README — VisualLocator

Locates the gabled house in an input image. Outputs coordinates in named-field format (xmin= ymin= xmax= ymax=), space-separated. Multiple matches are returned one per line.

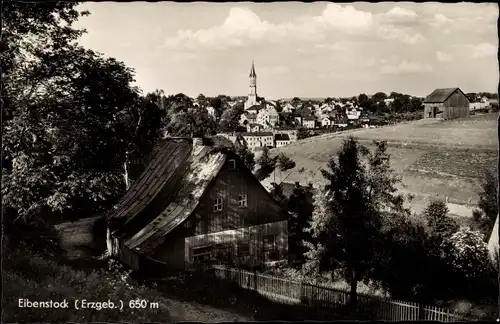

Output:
xmin=106 ymin=137 xmax=289 ymax=274
xmin=303 ymin=116 xmax=316 ymax=129
xmin=423 ymin=88 xmax=470 ymax=119
xmin=240 ymin=111 xmax=257 ymax=126
xmin=246 ymin=123 xmax=263 ymax=133
xmin=274 ymin=134 xmax=291 ymax=148
xmin=321 ymin=116 xmax=336 ymax=128
xmin=256 ymin=106 xmax=279 ymax=129
xmin=241 ymin=132 xmax=275 ymax=150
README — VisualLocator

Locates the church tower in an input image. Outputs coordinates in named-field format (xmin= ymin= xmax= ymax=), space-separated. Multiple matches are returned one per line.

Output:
xmin=245 ymin=60 xmax=258 ymax=109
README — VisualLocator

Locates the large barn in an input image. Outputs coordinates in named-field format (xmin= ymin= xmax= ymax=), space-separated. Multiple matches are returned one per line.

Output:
xmin=106 ymin=137 xmax=289 ymax=276
xmin=423 ymin=87 xmax=470 ymax=120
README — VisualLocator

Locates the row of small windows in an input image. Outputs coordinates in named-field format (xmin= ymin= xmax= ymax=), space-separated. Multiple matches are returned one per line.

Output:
xmin=213 ymin=194 xmax=248 ymax=212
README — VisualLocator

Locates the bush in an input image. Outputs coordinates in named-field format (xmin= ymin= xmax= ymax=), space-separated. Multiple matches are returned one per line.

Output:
xmin=442 ymin=227 xmax=493 ymax=281
xmin=2 ymin=245 xmax=172 ymax=323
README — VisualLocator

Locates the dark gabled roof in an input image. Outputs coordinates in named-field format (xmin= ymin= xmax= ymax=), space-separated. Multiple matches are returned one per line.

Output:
xmin=240 ymin=132 xmax=274 ymax=137
xmin=107 ymin=138 xmax=227 ymax=253
xmin=275 ymin=134 xmax=290 ymax=141
xmin=303 ymin=116 xmax=316 ymax=121
xmin=424 ymin=88 xmax=470 ymax=103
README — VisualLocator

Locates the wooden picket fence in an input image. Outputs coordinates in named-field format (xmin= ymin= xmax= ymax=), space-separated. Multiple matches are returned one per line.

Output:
xmin=212 ymin=265 xmax=480 ymax=322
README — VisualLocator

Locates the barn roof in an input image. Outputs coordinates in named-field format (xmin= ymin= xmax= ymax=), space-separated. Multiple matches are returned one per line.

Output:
xmin=107 ymin=138 xmax=227 ymax=254
xmin=423 ymin=88 xmax=469 ymax=103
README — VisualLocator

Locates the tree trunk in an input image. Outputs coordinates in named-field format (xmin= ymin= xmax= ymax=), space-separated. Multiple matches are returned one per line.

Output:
xmin=349 ymin=269 xmax=358 ymax=317
xmin=123 ymin=161 xmax=130 ymax=191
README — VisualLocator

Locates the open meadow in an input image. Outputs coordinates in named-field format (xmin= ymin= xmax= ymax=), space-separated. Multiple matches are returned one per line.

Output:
xmin=265 ymin=113 xmax=498 ymax=217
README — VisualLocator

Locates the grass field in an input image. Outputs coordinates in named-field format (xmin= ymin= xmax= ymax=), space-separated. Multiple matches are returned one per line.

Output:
xmin=266 ymin=113 xmax=498 ymax=217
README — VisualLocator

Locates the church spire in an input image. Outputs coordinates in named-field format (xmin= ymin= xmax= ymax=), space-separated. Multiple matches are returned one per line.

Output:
xmin=249 ymin=60 xmax=256 ymax=78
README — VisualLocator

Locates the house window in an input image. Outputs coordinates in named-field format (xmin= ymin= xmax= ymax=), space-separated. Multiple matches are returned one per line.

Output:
xmin=263 ymin=234 xmax=280 ymax=261
xmin=228 ymin=159 xmax=236 ymax=170
xmin=237 ymin=241 xmax=250 ymax=257
xmin=213 ymin=197 xmax=223 ymax=212
xmin=192 ymin=245 xmax=213 ymax=264
xmin=238 ymin=193 xmax=248 ymax=208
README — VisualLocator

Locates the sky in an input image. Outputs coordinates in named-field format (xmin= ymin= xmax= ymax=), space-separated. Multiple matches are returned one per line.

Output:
xmin=74 ymin=2 xmax=498 ymax=99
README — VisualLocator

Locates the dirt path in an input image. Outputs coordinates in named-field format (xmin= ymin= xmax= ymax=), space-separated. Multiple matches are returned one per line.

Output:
xmin=161 ymin=298 xmax=252 ymax=322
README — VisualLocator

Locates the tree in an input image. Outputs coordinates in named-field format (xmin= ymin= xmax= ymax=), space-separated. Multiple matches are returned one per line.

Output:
xmin=357 ymin=94 xmax=369 ymax=107
xmin=291 ymin=97 xmax=302 ymax=107
xmin=409 ymin=97 xmax=423 ymax=112
xmin=444 ymin=227 xmax=493 ymax=281
xmin=218 ymin=105 xmax=244 ymax=133
xmin=371 ymin=92 xmax=387 ymax=104
xmin=236 ymin=145 xmax=256 ymax=171
xmin=256 ymin=146 xmax=276 ymax=171
xmin=423 ymin=200 xmax=458 ymax=243
xmin=2 ymin=2 xmax=164 ymax=227
xmin=376 ymin=100 xmax=389 ymax=115
xmin=287 ymin=183 xmax=314 ymax=265
xmin=296 ymin=127 xmax=309 ymax=140
xmin=164 ymin=93 xmax=193 ymax=115
xmin=276 ymin=153 xmax=296 ymax=171
xmin=473 ymin=169 xmax=499 ymax=238
xmin=165 ymin=107 xmax=216 ymax=138
xmin=269 ymin=182 xmax=287 ymax=205
xmin=304 ymin=138 xmax=409 ymax=312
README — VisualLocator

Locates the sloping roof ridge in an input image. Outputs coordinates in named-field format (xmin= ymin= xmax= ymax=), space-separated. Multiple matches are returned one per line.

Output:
xmin=124 ymin=148 xmax=226 ymax=251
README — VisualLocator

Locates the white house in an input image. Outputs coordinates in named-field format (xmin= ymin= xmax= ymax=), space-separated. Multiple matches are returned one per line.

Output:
xmin=303 ymin=116 xmax=316 ymax=129
xmin=274 ymin=134 xmax=291 ymax=148
xmin=241 ymin=132 xmax=274 ymax=151
xmin=321 ymin=116 xmax=336 ymax=127
xmin=256 ymin=106 xmax=279 ymax=129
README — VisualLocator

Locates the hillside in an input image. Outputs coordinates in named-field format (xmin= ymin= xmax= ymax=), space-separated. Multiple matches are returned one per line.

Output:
xmin=264 ymin=114 xmax=498 ymax=217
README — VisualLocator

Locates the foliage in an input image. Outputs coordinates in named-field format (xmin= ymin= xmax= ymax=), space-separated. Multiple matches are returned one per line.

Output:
xmin=269 ymin=182 xmax=287 ymax=205
xmin=256 ymin=146 xmax=276 ymax=170
xmin=276 ymin=153 xmax=296 ymax=171
xmin=165 ymin=107 xmax=217 ymax=137
xmin=303 ymin=137 xmax=409 ymax=310
xmin=296 ymin=127 xmax=309 ymax=140
xmin=236 ymin=145 xmax=256 ymax=171
xmin=423 ymin=200 xmax=458 ymax=242
xmin=2 ymin=3 xmax=164 ymax=225
xmin=473 ymin=169 xmax=498 ymax=238
xmin=219 ymin=105 xmax=244 ymax=133
xmin=207 ymin=136 xmax=255 ymax=171
xmin=287 ymin=183 xmax=314 ymax=265
xmin=2 ymin=245 xmax=171 ymax=322
xmin=442 ymin=227 xmax=493 ymax=281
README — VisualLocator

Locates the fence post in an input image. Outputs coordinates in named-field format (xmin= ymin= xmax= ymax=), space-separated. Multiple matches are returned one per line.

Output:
xmin=253 ymin=269 xmax=257 ymax=291
xmin=418 ymin=302 xmax=425 ymax=320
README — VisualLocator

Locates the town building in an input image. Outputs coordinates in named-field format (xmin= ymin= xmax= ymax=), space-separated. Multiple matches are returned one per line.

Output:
xmin=275 ymin=134 xmax=291 ymax=148
xmin=302 ymin=116 xmax=316 ymax=129
xmin=106 ymin=137 xmax=289 ymax=274
xmin=423 ymin=88 xmax=470 ymax=119
xmin=240 ymin=132 xmax=275 ymax=151
xmin=244 ymin=61 xmax=259 ymax=110
xmin=256 ymin=105 xmax=279 ymax=129
xmin=246 ymin=123 xmax=264 ymax=133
